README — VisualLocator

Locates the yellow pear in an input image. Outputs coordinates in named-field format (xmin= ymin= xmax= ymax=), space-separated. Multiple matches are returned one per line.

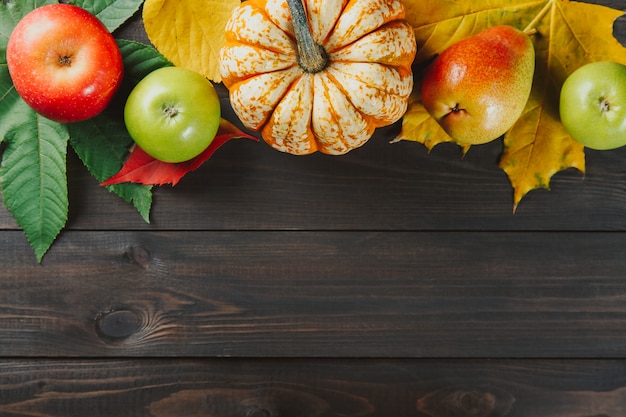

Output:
xmin=421 ymin=25 xmax=535 ymax=145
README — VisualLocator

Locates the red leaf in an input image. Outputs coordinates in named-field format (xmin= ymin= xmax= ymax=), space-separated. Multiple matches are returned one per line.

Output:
xmin=101 ymin=119 xmax=258 ymax=186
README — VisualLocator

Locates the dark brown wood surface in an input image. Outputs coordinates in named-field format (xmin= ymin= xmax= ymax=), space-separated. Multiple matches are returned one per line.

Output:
xmin=3 ymin=1 xmax=626 ymax=416
xmin=2 ymin=359 xmax=626 ymax=417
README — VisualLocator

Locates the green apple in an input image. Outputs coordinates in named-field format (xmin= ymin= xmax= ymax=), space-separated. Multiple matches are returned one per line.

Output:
xmin=559 ymin=61 xmax=626 ymax=150
xmin=124 ymin=66 xmax=221 ymax=163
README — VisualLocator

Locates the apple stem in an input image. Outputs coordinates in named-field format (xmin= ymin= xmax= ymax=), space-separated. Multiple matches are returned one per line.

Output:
xmin=58 ymin=55 xmax=72 ymax=67
xmin=285 ymin=0 xmax=329 ymax=73
xmin=600 ymin=98 xmax=610 ymax=113
xmin=164 ymin=106 xmax=179 ymax=118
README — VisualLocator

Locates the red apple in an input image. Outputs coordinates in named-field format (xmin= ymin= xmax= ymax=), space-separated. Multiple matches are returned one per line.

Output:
xmin=6 ymin=4 xmax=123 ymax=123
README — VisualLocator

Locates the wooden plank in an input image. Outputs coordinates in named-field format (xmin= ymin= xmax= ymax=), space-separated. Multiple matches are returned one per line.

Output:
xmin=1 ymin=230 xmax=626 ymax=358
xmin=3 ymin=129 xmax=626 ymax=232
xmin=1 ymin=358 xmax=625 ymax=417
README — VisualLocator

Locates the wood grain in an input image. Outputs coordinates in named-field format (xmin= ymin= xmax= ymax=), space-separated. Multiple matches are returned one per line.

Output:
xmin=2 ymin=230 xmax=626 ymax=358
xmin=1 ymin=359 xmax=625 ymax=417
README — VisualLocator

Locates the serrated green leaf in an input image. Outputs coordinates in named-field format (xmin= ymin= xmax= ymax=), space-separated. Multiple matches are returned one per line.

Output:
xmin=109 ymin=181 xmax=152 ymax=222
xmin=68 ymin=40 xmax=171 ymax=223
xmin=117 ymin=39 xmax=173 ymax=84
xmin=69 ymin=0 xmax=144 ymax=32
xmin=68 ymin=111 xmax=153 ymax=224
xmin=0 ymin=116 xmax=69 ymax=262
xmin=0 ymin=0 xmax=66 ymax=262
xmin=0 ymin=74 xmax=32 ymax=142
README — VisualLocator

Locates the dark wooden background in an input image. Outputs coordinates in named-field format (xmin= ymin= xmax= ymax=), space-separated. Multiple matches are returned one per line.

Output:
xmin=3 ymin=1 xmax=626 ymax=416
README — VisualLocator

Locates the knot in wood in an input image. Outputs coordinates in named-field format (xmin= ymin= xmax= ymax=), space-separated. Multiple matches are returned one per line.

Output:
xmin=127 ymin=245 xmax=151 ymax=269
xmin=456 ymin=390 xmax=496 ymax=416
xmin=417 ymin=385 xmax=514 ymax=417
xmin=245 ymin=406 xmax=273 ymax=417
xmin=96 ymin=309 xmax=141 ymax=342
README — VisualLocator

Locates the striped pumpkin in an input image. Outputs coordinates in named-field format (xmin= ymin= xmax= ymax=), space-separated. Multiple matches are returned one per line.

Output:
xmin=219 ymin=0 xmax=417 ymax=155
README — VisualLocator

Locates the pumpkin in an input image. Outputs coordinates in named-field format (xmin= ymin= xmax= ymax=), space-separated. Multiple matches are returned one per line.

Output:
xmin=219 ymin=0 xmax=417 ymax=155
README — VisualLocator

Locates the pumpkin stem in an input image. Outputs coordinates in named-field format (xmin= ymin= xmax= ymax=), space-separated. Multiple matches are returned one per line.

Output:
xmin=286 ymin=0 xmax=329 ymax=73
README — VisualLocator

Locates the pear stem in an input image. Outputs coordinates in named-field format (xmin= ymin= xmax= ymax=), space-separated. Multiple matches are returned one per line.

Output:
xmin=523 ymin=1 xmax=552 ymax=35
xmin=524 ymin=28 xmax=538 ymax=36
xmin=285 ymin=0 xmax=329 ymax=73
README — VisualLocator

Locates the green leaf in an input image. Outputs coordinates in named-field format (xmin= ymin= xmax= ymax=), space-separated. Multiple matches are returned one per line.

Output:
xmin=0 ymin=116 xmax=69 ymax=262
xmin=0 ymin=74 xmax=32 ymax=143
xmin=68 ymin=40 xmax=171 ymax=223
xmin=68 ymin=111 xmax=153 ymax=224
xmin=109 ymin=181 xmax=152 ymax=222
xmin=117 ymin=39 xmax=173 ymax=84
xmin=0 ymin=0 xmax=66 ymax=262
xmin=69 ymin=0 xmax=144 ymax=32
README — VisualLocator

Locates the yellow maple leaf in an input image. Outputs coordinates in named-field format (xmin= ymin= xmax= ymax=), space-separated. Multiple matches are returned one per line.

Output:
xmin=142 ymin=0 xmax=240 ymax=83
xmin=398 ymin=0 xmax=626 ymax=209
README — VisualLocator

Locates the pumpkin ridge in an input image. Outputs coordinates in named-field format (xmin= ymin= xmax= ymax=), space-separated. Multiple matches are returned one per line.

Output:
xmin=230 ymin=67 xmax=303 ymax=131
xmin=322 ymin=70 xmax=372 ymax=130
xmin=310 ymin=0 xmax=351 ymax=49
xmin=312 ymin=73 xmax=352 ymax=153
xmin=314 ymin=71 xmax=376 ymax=155
xmin=329 ymin=62 xmax=412 ymax=97
xmin=325 ymin=62 xmax=413 ymax=126
xmin=323 ymin=0 xmax=407 ymax=52
xmin=328 ymin=20 xmax=416 ymax=67
xmin=230 ymin=65 xmax=301 ymax=84
xmin=219 ymin=40 xmax=298 ymax=88
xmin=262 ymin=70 xmax=306 ymax=130
xmin=264 ymin=74 xmax=318 ymax=154
xmin=224 ymin=0 xmax=296 ymax=56
xmin=230 ymin=39 xmax=296 ymax=57
xmin=323 ymin=16 xmax=409 ymax=55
